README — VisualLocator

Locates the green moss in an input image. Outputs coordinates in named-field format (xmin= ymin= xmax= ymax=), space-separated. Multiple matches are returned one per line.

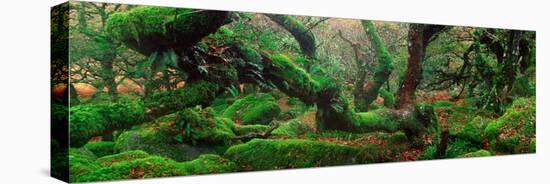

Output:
xmin=361 ymin=20 xmax=394 ymax=109
xmin=96 ymin=150 xmax=150 ymax=166
xmin=271 ymin=119 xmax=313 ymax=137
xmin=145 ymin=80 xmax=221 ymax=114
xmin=484 ymin=97 xmax=536 ymax=154
xmin=418 ymin=145 xmax=437 ymax=160
xmin=266 ymin=53 xmax=320 ymax=104
xmin=84 ymin=141 xmax=116 ymax=157
xmin=178 ymin=107 xmax=236 ymax=145
xmin=114 ymin=127 xmax=173 ymax=152
xmin=223 ymin=139 xmax=363 ymax=171
xmin=458 ymin=149 xmax=492 ymax=158
xmin=232 ymin=124 xmax=270 ymax=136
xmin=69 ymin=100 xmax=146 ymax=147
xmin=75 ymin=153 xmax=234 ymax=182
xmin=452 ymin=116 xmax=490 ymax=144
xmin=177 ymin=154 xmax=236 ymax=174
xmin=105 ymin=6 xmax=229 ymax=54
xmin=69 ymin=148 xmax=100 ymax=182
xmin=445 ymin=139 xmax=480 ymax=158
xmin=353 ymin=109 xmax=398 ymax=133
xmin=77 ymin=156 xmax=184 ymax=182
xmin=113 ymin=126 xmax=195 ymax=161
xmin=222 ymin=93 xmax=281 ymax=125
xmin=379 ymin=89 xmax=395 ymax=108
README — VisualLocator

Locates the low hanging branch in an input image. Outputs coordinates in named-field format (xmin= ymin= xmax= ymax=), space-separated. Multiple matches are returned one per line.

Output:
xmin=265 ymin=14 xmax=317 ymax=59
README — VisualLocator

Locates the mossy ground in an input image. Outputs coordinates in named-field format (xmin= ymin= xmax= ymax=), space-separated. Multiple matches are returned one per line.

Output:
xmin=71 ymin=150 xmax=235 ymax=182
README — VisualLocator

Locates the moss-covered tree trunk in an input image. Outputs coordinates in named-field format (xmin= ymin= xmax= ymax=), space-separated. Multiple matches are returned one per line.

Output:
xmin=69 ymin=7 xmax=234 ymax=147
xmin=261 ymin=53 xmax=435 ymax=137
xmin=361 ymin=20 xmax=393 ymax=111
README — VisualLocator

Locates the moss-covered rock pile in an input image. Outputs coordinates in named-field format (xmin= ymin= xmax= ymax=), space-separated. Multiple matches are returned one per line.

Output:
xmin=223 ymin=139 xmax=363 ymax=170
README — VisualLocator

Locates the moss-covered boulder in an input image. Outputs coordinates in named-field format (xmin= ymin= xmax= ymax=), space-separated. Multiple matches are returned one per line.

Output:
xmin=177 ymin=154 xmax=236 ymax=175
xmin=451 ymin=116 xmax=490 ymax=144
xmin=105 ymin=6 xmax=230 ymax=55
xmin=69 ymin=148 xmax=101 ymax=182
xmin=96 ymin=150 xmax=151 ymax=166
xmin=84 ymin=141 xmax=116 ymax=157
xmin=445 ymin=139 xmax=481 ymax=158
xmin=271 ymin=119 xmax=313 ymax=137
xmin=113 ymin=126 xmax=190 ymax=161
xmin=76 ymin=156 xmax=185 ymax=182
xmin=75 ymin=153 xmax=234 ymax=182
xmin=177 ymin=107 xmax=236 ymax=145
xmin=484 ymin=97 xmax=536 ymax=154
xmin=69 ymin=100 xmax=146 ymax=147
xmin=114 ymin=126 xmax=174 ymax=152
xmin=223 ymin=139 xmax=364 ymax=171
xmin=458 ymin=149 xmax=492 ymax=158
xmin=222 ymin=93 xmax=281 ymax=125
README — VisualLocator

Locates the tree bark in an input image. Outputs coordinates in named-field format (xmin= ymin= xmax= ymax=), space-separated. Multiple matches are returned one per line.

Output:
xmin=395 ymin=24 xmax=446 ymax=109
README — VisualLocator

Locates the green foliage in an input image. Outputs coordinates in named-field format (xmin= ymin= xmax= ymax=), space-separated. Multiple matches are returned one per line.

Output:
xmin=433 ymin=100 xmax=454 ymax=108
xmin=223 ymin=139 xmax=363 ymax=171
xmin=84 ymin=141 xmax=116 ymax=157
xmin=484 ymin=97 xmax=536 ymax=154
xmin=418 ymin=145 xmax=437 ymax=160
xmin=225 ymin=85 xmax=240 ymax=98
xmin=222 ymin=93 xmax=281 ymax=125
